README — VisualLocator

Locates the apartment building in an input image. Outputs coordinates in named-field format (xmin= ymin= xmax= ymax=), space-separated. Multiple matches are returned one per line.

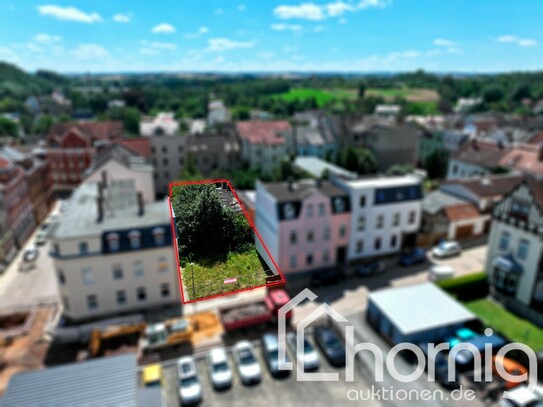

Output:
xmin=50 ymin=178 xmax=180 ymax=322
xmin=334 ymin=176 xmax=423 ymax=261
xmin=140 ymin=112 xmax=179 ymax=136
xmin=255 ymin=179 xmax=350 ymax=277
xmin=486 ymin=178 xmax=543 ymax=323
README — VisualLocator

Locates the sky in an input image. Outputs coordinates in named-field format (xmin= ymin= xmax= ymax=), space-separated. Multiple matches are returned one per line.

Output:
xmin=0 ymin=0 xmax=542 ymax=74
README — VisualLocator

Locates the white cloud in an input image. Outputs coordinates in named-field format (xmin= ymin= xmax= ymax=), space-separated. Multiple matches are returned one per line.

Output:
xmin=71 ymin=44 xmax=108 ymax=60
xmin=433 ymin=38 xmax=456 ymax=47
xmin=37 ymin=5 xmax=102 ymax=23
xmin=238 ymin=4 xmax=246 ymax=11
xmin=314 ymin=25 xmax=324 ymax=32
xmin=35 ymin=33 xmax=62 ymax=43
xmin=206 ymin=38 xmax=255 ymax=52
xmin=273 ymin=0 xmax=387 ymax=21
xmin=113 ymin=13 xmax=131 ymax=23
xmin=139 ymin=48 xmax=159 ymax=55
xmin=497 ymin=35 xmax=537 ymax=47
xmin=152 ymin=23 xmax=176 ymax=34
xmin=142 ymin=41 xmax=177 ymax=50
xmin=271 ymin=23 xmax=302 ymax=31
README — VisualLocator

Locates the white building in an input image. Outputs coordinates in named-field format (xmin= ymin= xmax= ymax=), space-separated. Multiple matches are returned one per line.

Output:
xmin=140 ymin=112 xmax=179 ymax=137
xmin=207 ymin=100 xmax=230 ymax=127
xmin=50 ymin=179 xmax=180 ymax=322
xmin=486 ymin=178 xmax=543 ymax=323
xmin=334 ymin=176 xmax=423 ymax=261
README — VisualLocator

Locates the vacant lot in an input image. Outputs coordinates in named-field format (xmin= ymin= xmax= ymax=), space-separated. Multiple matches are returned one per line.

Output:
xmin=367 ymin=87 xmax=439 ymax=102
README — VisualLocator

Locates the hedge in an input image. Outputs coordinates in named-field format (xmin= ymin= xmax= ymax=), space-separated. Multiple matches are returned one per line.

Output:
xmin=437 ymin=272 xmax=489 ymax=301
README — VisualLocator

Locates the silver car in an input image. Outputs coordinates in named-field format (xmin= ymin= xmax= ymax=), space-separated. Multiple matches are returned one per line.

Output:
xmin=177 ymin=356 xmax=202 ymax=405
xmin=207 ymin=347 xmax=233 ymax=389
xmin=286 ymin=332 xmax=320 ymax=371
xmin=432 ymin=240 xmax=461 ymax=258
xmin=233 ymin=341 xmax=261 ymax=385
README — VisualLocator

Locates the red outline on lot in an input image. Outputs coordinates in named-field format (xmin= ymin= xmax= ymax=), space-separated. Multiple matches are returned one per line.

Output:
xmin=168 ymin=179 xmax=286 ymax=304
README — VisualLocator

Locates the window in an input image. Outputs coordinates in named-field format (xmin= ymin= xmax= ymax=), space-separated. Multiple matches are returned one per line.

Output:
xmin=87 ymin=294 xmax=98 ymax=310
xmin=112 ymin=264 xmax=123 ymax=280
xmin=393 ymin=213 xmax=401 ymax=227
xmin=340 ymin=225 xmax=346 ymax=238
xmin=408 ymin=211 xmax=416 ymax=224
xmin=318 ymin=203 xmax=325 ymax=216
xmin=82 ymin=267 xmax=95 ymax=285
xmin=356 ymin=240 xmax=363 ymax=253
xmin=290 ymin=231 xmax=297 ymax=244
xmin=517 ymin=239 xmax=530 ymax=260
xmin=333 ymin=197 xmax=345 ymax=213
xmin=128 ymin=231 xmax=142 ymax=249
xmin=152 ymin=228 xmax=166 ymax=245
xmin=452 ymin=164 xmax=458 ymax=175
xmin=107 ymin=233 xmax=120 ymax=252
xmin=307 ymin=204 xmax=314 ymax=218
xmin=134 ymin=261 xmax=144 ymax=278
xmin=162 ymin=146 xmax=167 ymax=153
xmin=178 ymin=145 xmax=184 ymax=153
xmin=307 ymin=231 xmax=314 ymax=242
xmin=161 ymin=283 xmax=170 ymax=298
xmin=290 ymin=255 xmax=297 ymax=268
xmin=510 ymin=200 xmax=530 ymax=221
xmin=359 ymin=195 xmax=366 ymax=207
xmin=357 ymin=216 xmax=366 ymax=232
xmin=54 ymin=243 xmax=60 ymax=256
xmin=162 ymin=158 xmax=168 ymax=165
xmin=323 ymin=227 xmax=330 ymax=240
xmin=323 ymin=251 xmax=329 ymax=263
xmin=499 ymin=231 xmax=511 ymax=251
xmin=137 ymin=287 xmax=147 ymax=302
xmin=79 ymin=242 xmax=88 ymax=255
xmin=283 ymin=203 xmax=295 ymax=220
xmin=179 ymin=158 xmax=184 ymax=165
xmin=376 ymin=215 xmax=384 ymax=229
xmin=158 ymin=256 xmax=168 ymax=272
xmin=374 ymin=238 xmax=382 ymax=251
xmin=62 ymin=296 xmax=70 ymax=311
xmin=390 ymin=235 xmax=398 ymax=248
xmin=58 ymin=269 xmax=66 ymax=285
xmin=116 ymin=290 xmax=126 ymax=306
xmin=306 ymin=254 xmax=313 ymax=266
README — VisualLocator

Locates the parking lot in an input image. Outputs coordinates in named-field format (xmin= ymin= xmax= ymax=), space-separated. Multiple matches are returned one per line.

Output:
xmin=154 ymin=337 xmax=382 ymax=407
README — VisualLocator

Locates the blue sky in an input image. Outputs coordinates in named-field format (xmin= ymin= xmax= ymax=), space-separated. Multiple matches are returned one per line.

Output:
xmin=0 ymin=0 xmax=541 ymax=73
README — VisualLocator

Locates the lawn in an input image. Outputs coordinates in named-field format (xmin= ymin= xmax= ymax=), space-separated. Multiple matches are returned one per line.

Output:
xmin=464 ymin=298 xmax=543 ymax=350
xmin=180 ymin=250 xmax=268 ymax=301
xmin=275 ymin=88 xmax=356 ymax=107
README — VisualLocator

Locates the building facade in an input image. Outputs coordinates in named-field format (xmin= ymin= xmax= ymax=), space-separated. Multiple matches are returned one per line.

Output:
xmin=334 ymin=176 xmax=423 ymax=261
xmin=50 ymin=180 xmax=180 ymax=322
xmin=255 ymin=180 xmax=350 ymax=277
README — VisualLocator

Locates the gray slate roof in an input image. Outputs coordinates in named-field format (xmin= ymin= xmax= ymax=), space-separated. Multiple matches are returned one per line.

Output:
xmin=263 ymin=179 xmax=348 ymax=203
xmin=0 ymin=353 xmax=137 ymax=407
xmin=423 ymin=190 xmax=468 ymax=215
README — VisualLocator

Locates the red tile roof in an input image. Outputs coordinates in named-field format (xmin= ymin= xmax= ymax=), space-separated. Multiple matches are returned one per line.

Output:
xmin=0 ymin=156 xmax=11 ymax=169
xmin=117 ymin=138 xmax=152 ymax=157
xmin=500 ymin=144 xmax=543 ymax=177
xmin=452 ymin=140 xmax=510 ymax=168
xmin=445 ymin=204 xmax=480 ymax=221
xmin=529 ymin=131 xmax=543 ymax=145
xmin=236 ymin=120 xmax=291 ymax=145
xmin=48 ymin=121 xmax=124 ymax=143
xmin=527 ymin=179 xmax=543 ymax=209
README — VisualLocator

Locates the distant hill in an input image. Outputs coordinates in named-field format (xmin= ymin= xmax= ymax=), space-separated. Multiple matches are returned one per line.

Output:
xmin=0 ymin=62 xmax=69 ymax=99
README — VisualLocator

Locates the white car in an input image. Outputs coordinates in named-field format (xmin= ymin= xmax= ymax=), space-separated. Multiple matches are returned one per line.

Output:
xmin=429 ymin=265 xmax=455 ymax=282
xmin=233 ymin=341 xmax=261 ymax=385
xmin=207 ymin=347 xmax=233 ymax=389
xmin=500 ymin=385 xmax=543 ymax=407
xmin=177 ymin=356 xmax=202 ymax=405
xmin=35 ymin=230 xmax=48 ymax=246
xmin=22 ymin=246 xmax=39 ymax=262
xmin=432 ymin=240 xmax=462 ymax=258
xmin=286 ymin=332 xmax=320 ymax=371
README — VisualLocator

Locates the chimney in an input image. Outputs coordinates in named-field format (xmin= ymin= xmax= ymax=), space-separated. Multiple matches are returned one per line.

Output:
xmin=539 ymin=142 xmax=543 ymax=162
xmin=137 ymin=191 xmax=144 ymax=216
xmin=96 ymin=196 xmax=104 ymax=223
xmin=101 ymin=170 xmax=107 ymax=188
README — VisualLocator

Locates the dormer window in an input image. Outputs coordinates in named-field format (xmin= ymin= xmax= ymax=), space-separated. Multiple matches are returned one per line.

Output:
xmin=333 ymin=197 xmax=345 ymax=213
xmin=152 ymin=227 xmax=165 ymax=245
xmin=128 ymin=230 xmax=142 ymax=249
xmin=107 ymin=232 xmax=120 ymax=252
xmin=283 ymin=203 xmax=295 ymax=220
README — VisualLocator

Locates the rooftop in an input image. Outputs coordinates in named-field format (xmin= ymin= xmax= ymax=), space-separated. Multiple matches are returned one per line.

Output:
xmin=445 ymin=203 xmax=481 ymax=221
xmin=52 ymin=180 xmax=170 ymax=240
xmin=451 ymin=140 xmax=509 ymax=168
xmin=0 ymin=353 xmax=137 ymax=407
xmin=47 ymin=121 xmax=124 ymax=143
xmin=293 ymin=156 xmax=357 ymax=179
xmin=442 ymin=173 xmax=524 ymax=199
xmin=341 ymin=174 xmax=421 ymax=189
xmin=369 ymin=283 xmax=476 ymax=336
xmin=236 ymin=120 xmax=291 ymax=145
xmin=262 ymin=179 xmax=348 ymax=203
xmin=422 ymin=190 xmax=469 ymax=215
xmin=500 ymin=144 xmax=543 ymax=177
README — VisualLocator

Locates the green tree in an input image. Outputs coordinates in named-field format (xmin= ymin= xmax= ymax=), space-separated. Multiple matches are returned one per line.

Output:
xmin=482 ymin=85 xmax=505 ymax=104
xmin=424 ymin=150 xmax=449 ymax=179
xmin=0 ymin=117 xmax=18 ymax=137
xmin=179 ymin=154 xmax=203 ymax=181
xmin=358 ymin=82 xmax=367 ymax=99
xmin=34 ymin=115 xmax=54 ymax=134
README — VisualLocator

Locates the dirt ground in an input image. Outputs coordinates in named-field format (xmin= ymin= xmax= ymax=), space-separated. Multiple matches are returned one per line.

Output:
xmin=0 ymin=307 xmax=54 ymax=396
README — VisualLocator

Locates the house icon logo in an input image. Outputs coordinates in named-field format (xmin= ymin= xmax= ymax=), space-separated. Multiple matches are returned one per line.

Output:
xmin=277 ymin=288 xmax=349 ymax=382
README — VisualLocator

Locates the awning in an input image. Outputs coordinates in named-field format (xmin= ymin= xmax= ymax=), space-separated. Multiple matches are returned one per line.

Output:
xmin=492 ymin=255 xmax=523 ymax=274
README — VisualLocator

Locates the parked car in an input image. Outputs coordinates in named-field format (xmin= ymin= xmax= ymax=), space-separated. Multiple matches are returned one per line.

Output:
xmin=35 ymin=230 xmax=48 ymax=246
xmin=310 ymin=269 xmax=344 ymax=287
xmin=500 ymin=385 xmax=543 ymax=407
xmin=432 ymin=240 xmax=462 ymax=258
xmin=313 ymin=326 xmax=346 ymax=367
xmin=356 ymin=261 xmax=385 ymax=277
xmin=286 ymin=332 xmax=320 ymax=371
xmin=143 ymin=364 xmax=164 ymax=388
xmin=261 ymin=333 xmax=290 ymax=378
xmin=177 ymin=356 xmax=203 ymax=405
xmin=206 ymin=347 xmax=233 ymax=389
xmin=429 ymin=265 xmax=455 ymax=282
xmin=399 ymin=248 xmax=427 ymax=266
xmin=233 ymin=341 xmax=261 ymax=385
xmin=22 ymin=246 xmax=39 ymax=262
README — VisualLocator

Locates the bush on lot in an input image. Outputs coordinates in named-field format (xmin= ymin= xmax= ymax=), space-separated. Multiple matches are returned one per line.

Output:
xmin=437 ymin=271 xmax=488 ymax=301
